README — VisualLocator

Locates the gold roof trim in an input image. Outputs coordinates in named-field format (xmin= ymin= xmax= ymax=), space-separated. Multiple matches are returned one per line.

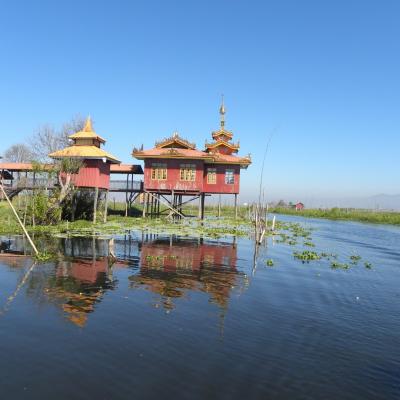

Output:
xmin=155 ymin=133 xmax=196 ymax=149
xmin=205 ymin=140 xmax=240 ymax=151
xmin=49 ymin=145 xmax=120 ymax=163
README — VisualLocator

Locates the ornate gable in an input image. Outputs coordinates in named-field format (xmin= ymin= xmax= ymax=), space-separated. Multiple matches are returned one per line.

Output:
xmin=155 ymin=132 xmax=196 ymax=149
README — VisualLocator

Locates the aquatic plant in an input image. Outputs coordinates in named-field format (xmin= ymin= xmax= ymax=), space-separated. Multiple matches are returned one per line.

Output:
xmin=35 ymin=251 xmax=57 ymax=262
xmin=293 ymin=251 xmax=321 ymax=262
xmin=266 ymin=259 xmax=274 ymax=267
xmin=330 ymin=261 xmax=350 ymax=270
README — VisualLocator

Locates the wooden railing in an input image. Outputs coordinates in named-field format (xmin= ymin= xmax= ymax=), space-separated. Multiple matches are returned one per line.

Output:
xmin=1 ymin=178 xmax=143 ymax=192
xmin=109 ymin=180 xmax=143 ymax=191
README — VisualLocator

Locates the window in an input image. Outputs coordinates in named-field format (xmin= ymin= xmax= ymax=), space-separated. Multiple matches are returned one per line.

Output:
xmin=225 ymin=169 xmax=234 ymax=184
xmin=180 ymin=164 xmax=196 ymax=181
xmin=207 ymin=168 xmax=217 ymax=184
xmin=151 ymin=163 xmax=167 ymax=180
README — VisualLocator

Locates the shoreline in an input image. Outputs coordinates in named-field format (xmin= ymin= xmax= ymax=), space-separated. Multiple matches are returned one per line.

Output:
xmin=271 ymin=207 xmax=400 ymax=226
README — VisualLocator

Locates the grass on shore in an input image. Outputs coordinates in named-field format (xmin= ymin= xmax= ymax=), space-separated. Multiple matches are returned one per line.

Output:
xmin=0 ymin=201 xmax=254 ymax=238
xmin=271 ymin=207 xmax=400 ymax=225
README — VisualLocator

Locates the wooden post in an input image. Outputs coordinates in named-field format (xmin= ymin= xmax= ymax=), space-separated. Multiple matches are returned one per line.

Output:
xmin=234 ymin=194 xmax=238 ymax=220
xmin=71 ymin=192 xmax=78 ymax=222
xmin=218 ymin=194 xmax=221 ymax=217
xmin=198 ymin=195 xmax=202 ymax=219
xmin=200 ymin=193 xmax=205 ymax=220
xmin=103 ymin=190 xmax=109 ymax=223
xmin=271 ymin=215 xmax=276 ymax=231
xmin=142 ymin=192 xmax=147 ymax=218
xmin=93 ymin=187 xmax=99 ymax=223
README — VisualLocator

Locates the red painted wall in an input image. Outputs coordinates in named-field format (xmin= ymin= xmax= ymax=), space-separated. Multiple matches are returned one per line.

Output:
xmin=140 ymin=242 xmax=237 ymax=272
xmin=144 ymin=159 xmax=204 ymax=192
xmin=203 ymin=164 xmax=240 ymax=194
xmin=68 ymin=159 xmax=111 ymax=189
xmin=143 ymin=159 xmax=241 ymax=194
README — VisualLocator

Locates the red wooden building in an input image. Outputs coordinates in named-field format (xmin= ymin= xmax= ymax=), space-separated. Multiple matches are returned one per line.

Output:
xmin=47 ymin=117 xmax=144 ymax=221
xmin=133 ymin=101 xmax=251 ymax=218
xmin=49 ymin=117 xmax=120 ymax=190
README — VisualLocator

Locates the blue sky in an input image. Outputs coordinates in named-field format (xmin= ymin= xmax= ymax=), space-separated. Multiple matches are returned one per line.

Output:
xmin=0 ymin=0 xmax=399 ymax=202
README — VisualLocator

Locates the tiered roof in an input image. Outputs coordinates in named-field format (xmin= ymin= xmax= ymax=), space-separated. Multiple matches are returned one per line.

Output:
xmin=132 ymin=102 xmax=251 ymax=168
xmin=205 ymin=99 xmax=240 ymax=155
xmin=133 ymin=132 xmax=213 ymax=161
xmin=49 ymin=117 xmax=120 ymax=164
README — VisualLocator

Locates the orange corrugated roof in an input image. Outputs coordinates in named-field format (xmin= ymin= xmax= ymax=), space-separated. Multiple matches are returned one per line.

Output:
xmin=0 ymin=163 xmax=54 ymax=171
xmin=0 ymin=162 xmax=143 ymax=174
xmin=49 ymin=145 xmax=120 ymax=163
xmin=110 ymin=164 xmax=143 ymax=174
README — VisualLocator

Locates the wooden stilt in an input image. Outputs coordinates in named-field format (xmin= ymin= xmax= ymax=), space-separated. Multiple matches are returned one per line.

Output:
xmin=71 ymin=192 xmax=78 ymax=222
xmin=200 ymin=193 xmax=205 ymax=220
xmin=93 ymin=187 xmax=99 ymax=223
xmin=103 ymin=190 xmax=109 ymax=223
xmin=198 ymin=195 xmax=202 ymax=219
xmin=234 ymin=194 xmax=238 ymax=220
xmin=218 ymin=194 xmax=221 ymax=217
xmin=142 ymin=193 xmax=147 ymax=217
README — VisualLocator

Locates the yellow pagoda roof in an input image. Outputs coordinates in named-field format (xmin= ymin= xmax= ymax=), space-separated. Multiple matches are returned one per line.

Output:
xmin=69 ymin=117 xmax=106 ymax=143
xmin=49 ymin=145 xmax=120 ymax=164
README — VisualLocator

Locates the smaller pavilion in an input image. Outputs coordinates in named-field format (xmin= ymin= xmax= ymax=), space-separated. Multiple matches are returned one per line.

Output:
xmin=49 ymin=117 xmax=120 ymax=222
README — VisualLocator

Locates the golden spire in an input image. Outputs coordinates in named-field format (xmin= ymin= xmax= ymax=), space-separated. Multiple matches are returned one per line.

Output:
xmin=83 ymin=116 xmax=93 ymax=132
xmin=219 ymin=95 xmax=226 ymax=129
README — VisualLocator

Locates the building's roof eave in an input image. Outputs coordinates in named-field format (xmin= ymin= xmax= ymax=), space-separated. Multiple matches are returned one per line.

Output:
xmin=49 ymin=145 xmax=120 ymax=164
xmin=133 ymin=153 xmax=213 ymax=161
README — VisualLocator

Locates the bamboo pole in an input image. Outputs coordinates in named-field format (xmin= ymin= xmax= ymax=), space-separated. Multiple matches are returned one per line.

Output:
xmin=0 ymin=184 xmax=38 ymax=255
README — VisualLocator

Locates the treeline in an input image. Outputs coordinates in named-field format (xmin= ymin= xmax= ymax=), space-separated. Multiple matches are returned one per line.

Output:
xmin=271 ymin=207 xmax=400 ymax=225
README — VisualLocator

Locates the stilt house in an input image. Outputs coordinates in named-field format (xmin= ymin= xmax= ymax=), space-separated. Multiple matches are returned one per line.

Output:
xmin=132 ymin=101 xmax=251 ymax=218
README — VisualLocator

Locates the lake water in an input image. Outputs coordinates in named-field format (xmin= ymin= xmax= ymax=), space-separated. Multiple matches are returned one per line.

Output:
xmin=0 ymin=216 xmax=399 ymax=399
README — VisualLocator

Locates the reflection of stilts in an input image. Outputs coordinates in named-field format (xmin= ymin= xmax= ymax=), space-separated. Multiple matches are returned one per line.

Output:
xmin=0 ymin=260 xmax=37 ymax=315
xmin=219 ymin=309 xmax=226 ymax=340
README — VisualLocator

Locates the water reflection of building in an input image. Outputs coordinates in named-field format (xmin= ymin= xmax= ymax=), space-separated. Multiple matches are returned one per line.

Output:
xmin=1 ymin=235 xmax=248 ymax=325
xmin=129 ymin=236 xmax=247 ymax=311
xmin=45 ymin=238 xmax=127 ymax=327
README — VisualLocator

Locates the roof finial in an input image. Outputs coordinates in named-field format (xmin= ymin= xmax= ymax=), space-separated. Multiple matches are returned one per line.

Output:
xmin=219 ymin=94 xmax=226 ymax=129
xmin=83 ymin=115 xmax=93 ymax=132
